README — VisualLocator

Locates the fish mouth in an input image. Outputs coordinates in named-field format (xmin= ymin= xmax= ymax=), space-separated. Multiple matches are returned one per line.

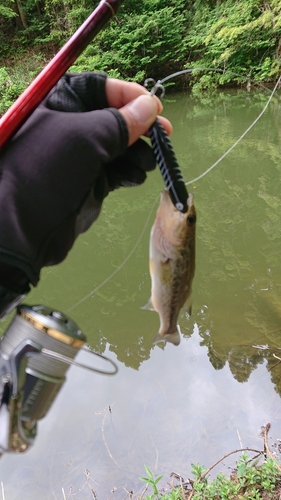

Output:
xmin=162 ymin=189 xmax=193 ymax=212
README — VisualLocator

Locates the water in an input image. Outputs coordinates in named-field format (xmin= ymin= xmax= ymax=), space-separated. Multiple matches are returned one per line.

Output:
xmin=1 ymin=87 xmax=281 ymax=499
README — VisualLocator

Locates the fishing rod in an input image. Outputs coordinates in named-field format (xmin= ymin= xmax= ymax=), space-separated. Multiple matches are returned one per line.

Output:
xmin=0 ymin=0 xmax=125 ymax=148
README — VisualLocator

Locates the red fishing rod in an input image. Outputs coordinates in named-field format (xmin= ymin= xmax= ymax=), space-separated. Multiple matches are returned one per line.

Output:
xmin=0 ymin=0 xmax=124 ymax=148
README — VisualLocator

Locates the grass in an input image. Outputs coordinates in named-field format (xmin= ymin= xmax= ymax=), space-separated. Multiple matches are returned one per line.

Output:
xmin=139 ymin=454 xmax=281 ymax=500
xmin=137 ymin=426 xmax=281 ymax=500
xmin=0 ymin=49 xmax=52 ymax=116
xmin=48 ymin=424 xmax=281 ymax=499
xmin=4 ymin=454 xmax=279 ymax=500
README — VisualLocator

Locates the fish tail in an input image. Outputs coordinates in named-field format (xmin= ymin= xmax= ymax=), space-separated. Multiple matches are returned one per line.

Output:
xmin=153 ymin=327 xmax=181 ymax=346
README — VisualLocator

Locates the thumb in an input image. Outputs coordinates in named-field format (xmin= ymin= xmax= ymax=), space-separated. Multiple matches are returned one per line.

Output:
xmin=119 ymin=95 xmax=163 ymax=146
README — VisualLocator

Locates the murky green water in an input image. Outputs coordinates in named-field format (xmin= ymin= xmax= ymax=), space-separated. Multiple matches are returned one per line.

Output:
xmin=1 ymin=87 xmax=281 ymax=499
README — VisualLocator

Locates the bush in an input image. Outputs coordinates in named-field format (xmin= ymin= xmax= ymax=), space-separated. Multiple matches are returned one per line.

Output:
xmin=0 ymin=67 xmax=27 ymax=115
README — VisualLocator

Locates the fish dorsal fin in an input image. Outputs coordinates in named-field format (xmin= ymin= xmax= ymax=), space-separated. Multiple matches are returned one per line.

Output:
xmin=141 ymin=297 xmax=155 ymax=311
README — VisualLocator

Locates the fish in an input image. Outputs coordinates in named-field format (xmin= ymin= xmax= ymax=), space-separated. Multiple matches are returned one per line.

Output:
xmin=143 ymin=189 xmax=196 ymax=346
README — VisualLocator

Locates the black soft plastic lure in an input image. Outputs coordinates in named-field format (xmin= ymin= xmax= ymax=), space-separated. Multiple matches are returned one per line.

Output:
xmin=144 ymin=78 xmax=189 ymax=213
xmin=149 ymin=119 xmax=189 ymax=213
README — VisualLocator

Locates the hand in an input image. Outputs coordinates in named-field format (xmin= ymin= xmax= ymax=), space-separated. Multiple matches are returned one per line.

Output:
xmin=103 ymin=78 xmax=173 ymax=191
xmin=46 ymin=73 xmax=173 ymax=191
xmin=0 ymin=72 xmax=173 ymax=298
xmin=105 ymin=78 xmax=172 ymax=145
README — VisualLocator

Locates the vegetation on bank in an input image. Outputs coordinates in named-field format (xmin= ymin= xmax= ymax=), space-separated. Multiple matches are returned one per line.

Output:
xmin=0 ymin=0 xmax=281 ymax=113
xmin=64 ymin=425 xmax=281 ymax=499
xmin=133 ymin=425 xmax=281 ymax=499
xmin=140 ymin=455 xmax=281 ymax=499
xmin=59 ymin=453 xmax=281 ymax=499
xmin=139 ymin=436 xmax=281 ymax=500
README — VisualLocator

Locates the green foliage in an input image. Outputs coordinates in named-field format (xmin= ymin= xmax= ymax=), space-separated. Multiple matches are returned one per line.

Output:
xmin=71 ymin=2 xmax=189 ymax=82
xmin=138 ymin=455 xmax=281 ymax=499
xmin=0 ymin=0 xmax=280 ymax=94
xmin=0 ymin=0 xmax=17 ymax=19
xmin=185 ymin=0 xmax=281 ymax=91
xmin=191 ymin=453 xmax=281 ymax=499
xmin=140 ymin=465 xmax=164 ymax=498
xmin=157 ymin=490 xmax=182 ymax=500
xmin=0 ymin=67 xmax=26 ymax=115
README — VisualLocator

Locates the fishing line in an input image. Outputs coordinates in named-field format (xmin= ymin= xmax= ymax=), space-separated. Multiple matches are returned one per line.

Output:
xmin=145 ymin=68 xmax=280 ymax=187
xmin=157 ymin=67 xmax=276 ymax=94
xmin=67 ymin=195 xmax=159 ymax=312
xmin=67 ymin=70 xmax=280 ymax=312
xmin=185 ymin=73 xmax=281 ymax=186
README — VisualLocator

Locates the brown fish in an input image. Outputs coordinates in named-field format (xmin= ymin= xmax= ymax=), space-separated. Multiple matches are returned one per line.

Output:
xmin=143 ymin=189 xmax=196 ymax=346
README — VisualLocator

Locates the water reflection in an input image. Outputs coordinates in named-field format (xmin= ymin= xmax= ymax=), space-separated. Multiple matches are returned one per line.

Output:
xmin=1 ymin=87 xmax=281 ymax=498
xmin=1 ymin=331 xmax=280 ymax=499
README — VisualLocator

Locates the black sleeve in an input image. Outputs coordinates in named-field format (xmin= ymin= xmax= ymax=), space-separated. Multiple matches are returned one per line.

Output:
xmin=0 ymin=96 xmax=128 ymax=287
xmin=0 ymin=71 xmax=156 ymax=300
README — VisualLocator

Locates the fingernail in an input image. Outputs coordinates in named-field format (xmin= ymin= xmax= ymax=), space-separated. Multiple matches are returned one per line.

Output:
xmin=127 ymin=95 xmax=162 ymax=124
xmin=153 ymin=96 xmax=163 ymax=114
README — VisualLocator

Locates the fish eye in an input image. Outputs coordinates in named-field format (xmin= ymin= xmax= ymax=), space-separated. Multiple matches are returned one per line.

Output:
xmin=187 ymin=214 xmax=196 ymax=226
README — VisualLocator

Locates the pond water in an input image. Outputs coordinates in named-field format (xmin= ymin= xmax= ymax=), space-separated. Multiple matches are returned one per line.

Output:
xmin=1 ymin=86 xmax=281 ymax=499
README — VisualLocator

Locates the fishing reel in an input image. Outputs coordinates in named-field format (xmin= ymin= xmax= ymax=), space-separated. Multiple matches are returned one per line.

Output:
xmin=0 ymin=304 xmax=117 ymax=454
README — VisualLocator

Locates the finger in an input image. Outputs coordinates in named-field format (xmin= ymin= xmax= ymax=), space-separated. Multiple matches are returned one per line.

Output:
xmin=143 ymin=115 xmax=173 ymax=139
xmin=105 ymin=79 xmax=150 ymax=108
xmin=119 ymin=94 xmax=173 ymax=146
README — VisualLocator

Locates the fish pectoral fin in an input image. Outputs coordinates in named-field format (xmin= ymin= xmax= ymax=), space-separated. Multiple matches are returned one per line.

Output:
xmin=141 ymin=297 xmax=155 ymax=312
xmin=183 ymin=294 xmax=192 ymax=316
xmin=153 ymin=327 xmax=181 ymax=346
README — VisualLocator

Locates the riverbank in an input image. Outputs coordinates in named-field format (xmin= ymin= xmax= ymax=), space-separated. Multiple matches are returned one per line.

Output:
xmin=1 ymin=0 xmax=280 ymax=94
xmin=139 ymin=425 xmax=281 ymax=499
xmin=0 ymin=47 xmax=279 ymax=117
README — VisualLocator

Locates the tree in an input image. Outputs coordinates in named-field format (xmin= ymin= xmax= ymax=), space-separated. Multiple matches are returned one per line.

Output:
xmin=185 ymin=0 xmax=281 ymax=89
